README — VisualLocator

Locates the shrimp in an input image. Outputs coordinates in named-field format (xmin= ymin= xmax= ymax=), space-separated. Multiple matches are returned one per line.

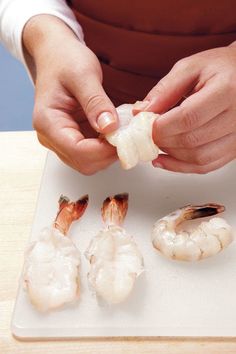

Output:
xmin=151 ymin=203 xmax=233 ymax=261
xmin=106 ymin=104 xmax=159 ymax=169
xmin=23 ymin=195 xmax=88 ymax=312
xmin=85 ymin=193 xmax=144 ymax=304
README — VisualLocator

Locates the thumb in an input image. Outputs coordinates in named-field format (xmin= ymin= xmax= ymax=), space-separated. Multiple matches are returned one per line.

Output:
xmin=71 ymin=74 xmax=118 ymax=134
xmin=133 ymin=58 xmax=199 ymax=114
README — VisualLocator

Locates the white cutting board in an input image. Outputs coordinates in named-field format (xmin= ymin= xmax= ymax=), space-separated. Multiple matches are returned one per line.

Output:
xmin=11 ymin=152 xmax=236 ymax=339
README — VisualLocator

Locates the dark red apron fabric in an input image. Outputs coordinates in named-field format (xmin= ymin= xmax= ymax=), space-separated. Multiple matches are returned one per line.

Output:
xmin=69 ymin=0 xmax=236 ymax=105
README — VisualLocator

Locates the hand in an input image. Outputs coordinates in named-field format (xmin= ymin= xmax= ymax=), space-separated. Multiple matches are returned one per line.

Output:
xmin=23 ymin=15 xmax=118 ymax=175
xmin=134 ymin=45 xmax=236 ymax=173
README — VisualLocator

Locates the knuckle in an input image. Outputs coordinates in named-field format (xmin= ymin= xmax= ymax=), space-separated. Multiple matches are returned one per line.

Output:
xmin=195 ymin=168 xmax=208 ymax=175
xmin=220 ymin=74 xmax=235 ymax=99
xmin=193 ymin=152 xmax=205 ymax=165
xmin=32 ymin=108 xmax=40 ymax=130
xmin=173 ymin=57 xmax=190 ymax=72
xmin=193 ymin=151 xmax=212 ymax=166
xmin=154 ymin=79 xmax=167 ymax=94
xmin=36 ymin=132 xmax=46 ymax=148
xmin=220 ymin=74 xmax=231 ymax=89
xmin=195 ymin=165 xmax=212 ymax=175
xmin=79 ymin=168 xmax=95 ymax=176
xmin=180 ymin=106 xmax=199 ymax=131
xmin=85 ymin=94 xmax=107 ymax=115
xmin=74 ymin=159 xmax=96 ymax=176
xmin=62 ymin=60 xmax=95 ymax=81
xmin=32 ymin=106 xmax=46 ymax=133
xmin=147 ymin=79 xmax=168 ymax=99
xmin=180 ymin=131 xmax=200 ymax=148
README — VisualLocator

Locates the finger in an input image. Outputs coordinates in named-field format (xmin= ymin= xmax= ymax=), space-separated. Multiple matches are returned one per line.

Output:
xmin=156 ymin=109 xmax=235 ymax=148
xmin=152 ymin=153 xmax=235 ymax=174
xmin=71 ymin=105 xmax=99 ymax=138
xmin=56 ymin=150 xmax=117 ymax=175
xmin=67 ymin=73 xmax=118 ymax=134
xmin=159 ymin=133 xmax=236 ymax=166
xmin=153 ymin=78 xmax=229 ymax=141
xmin=75 ymin=138 xmax=117 ymax=163
xmin=42 ymin=133 xmax=117 ymax=175
xmin=56 ymin=135 xmax=117 ymax=173
xmin=76 ymin=114 xmax=99 ymax=138
xmin=37 ymin=114 xmax=117 ymax=175
xmin=133 ymin=58 xmax=199 ymax=114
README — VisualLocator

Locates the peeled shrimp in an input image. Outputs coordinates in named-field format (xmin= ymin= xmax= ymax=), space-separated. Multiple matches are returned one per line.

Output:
xmin=152 ymin=203 xmax=233 ymax=261
xmin=106 ymin=104 xmax=159 ymax=169
xmin=23 ymin=195 xmax=88 ymax=312
xmin=85 ymin=193 xmax=144 ymax=304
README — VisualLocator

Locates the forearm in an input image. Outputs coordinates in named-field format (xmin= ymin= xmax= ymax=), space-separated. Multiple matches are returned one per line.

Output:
xmin=23 ymin=14 xmax=81 ymax=79
xmin=0 ymin=0 xmax=84 ymax=77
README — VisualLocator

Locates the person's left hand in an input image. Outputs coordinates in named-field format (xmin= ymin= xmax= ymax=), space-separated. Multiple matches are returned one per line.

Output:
xmin=134 ymin=45 xmax=236 ymax=173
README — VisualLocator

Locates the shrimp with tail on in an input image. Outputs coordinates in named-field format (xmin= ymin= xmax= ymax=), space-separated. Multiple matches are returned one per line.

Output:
xmin=152 ymin=203 xmax=233 ymax=261
xmin=86 ymin=193 xmax=144 ymax=304
xmin=24 ymin=195 xmax=88 ymax=312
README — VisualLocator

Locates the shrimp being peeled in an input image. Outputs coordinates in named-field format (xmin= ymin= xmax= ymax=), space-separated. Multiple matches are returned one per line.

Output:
xmin=23 ymin=195 xmax=88 ymax=312
xmin=152 ymin=203 xmax=233 ymax=261
xmin=85 ymin=193 xmax=144 ymax=304
xmin=106 ymin=104 xmax=159 ymax=169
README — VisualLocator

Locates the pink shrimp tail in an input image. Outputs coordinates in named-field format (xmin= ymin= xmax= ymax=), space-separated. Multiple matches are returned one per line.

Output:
xmin=54 ymin=194 xmax=89 ymax=235
xmin=102 ymin=193 xmax=128 ymax=226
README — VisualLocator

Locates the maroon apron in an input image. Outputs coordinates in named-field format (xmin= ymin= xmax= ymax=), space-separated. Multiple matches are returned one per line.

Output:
xmin=68 ymin=0 xmax=236 ymax=105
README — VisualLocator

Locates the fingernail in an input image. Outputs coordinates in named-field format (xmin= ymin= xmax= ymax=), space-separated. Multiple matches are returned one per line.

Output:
xmin=97 ymin=112 xmax=117 ymax=131
xmin=153 ymin=161 xmax=164 ymax=169
xmin=133 ymin=100 xmax=150 ymax=111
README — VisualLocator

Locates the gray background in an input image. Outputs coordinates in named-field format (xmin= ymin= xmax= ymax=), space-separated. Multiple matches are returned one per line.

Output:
xmin=0 ymin=43 xmax=34 ymax=131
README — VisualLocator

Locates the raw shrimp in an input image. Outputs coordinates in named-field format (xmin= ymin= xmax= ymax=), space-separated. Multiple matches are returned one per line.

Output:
xmin=23 ymin=195 xmax=88 ymax=312
xmin=106 ymin=104 xmax=159 ymax=169
xmin=152 ymin=203 xmax=233 ymax=261
xmin=85 ymin=193 xmax=144 ymax=304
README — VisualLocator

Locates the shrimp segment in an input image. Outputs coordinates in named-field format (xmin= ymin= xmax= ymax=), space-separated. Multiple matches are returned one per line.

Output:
xmin=152 ymin=203 xmax=233 ymax=261
xmin=24 ymin=195 xmax=88 ymax=312
xmin=106 ymin=104 xmax=159 ymax=169
xmin=86 ymin=194 xmax=144 ymax=304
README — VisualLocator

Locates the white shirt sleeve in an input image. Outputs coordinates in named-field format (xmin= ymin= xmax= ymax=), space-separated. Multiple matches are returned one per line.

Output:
xmin=0 ymin=0 xmax=84 ymax=64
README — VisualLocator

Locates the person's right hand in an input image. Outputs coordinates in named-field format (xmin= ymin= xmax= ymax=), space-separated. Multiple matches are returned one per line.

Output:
xmin=23 ymin=15 xmax=118 ymax=175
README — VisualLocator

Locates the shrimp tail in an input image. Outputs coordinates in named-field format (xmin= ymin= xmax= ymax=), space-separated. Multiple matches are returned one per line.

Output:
xmin=74 ymin=194 xmax=89 ymax=218
xmin=102 ymin=193 xmax=129 ymax=225
xmin=54 ymin=194 xmax=89 ymax=235
xmin=183 ymin=203 xmax=225 ymax=221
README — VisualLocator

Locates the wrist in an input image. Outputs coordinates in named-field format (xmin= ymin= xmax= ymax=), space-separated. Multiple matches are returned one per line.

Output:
xmin=23 ymin=14 xmax=78 ymax=63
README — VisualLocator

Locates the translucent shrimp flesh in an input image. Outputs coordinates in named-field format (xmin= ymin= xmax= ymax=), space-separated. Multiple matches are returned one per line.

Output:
xmin=106 ymin=104 xmax=159 ymax=169
xmin=152 ymin=203 xmax=233 ymax=261
xmin=85 ymin=193 xmax=144 ymax=304
xmin=23 ymin=195 xmax=88 ymax=312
